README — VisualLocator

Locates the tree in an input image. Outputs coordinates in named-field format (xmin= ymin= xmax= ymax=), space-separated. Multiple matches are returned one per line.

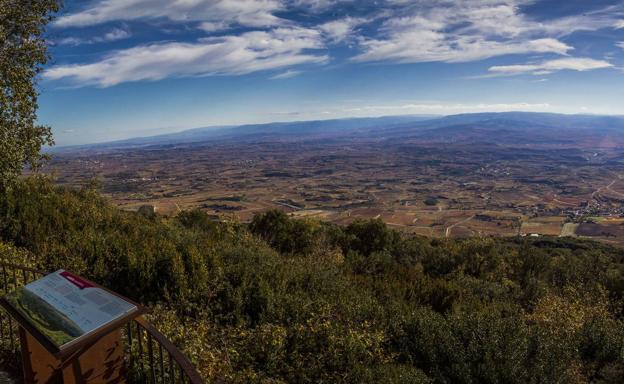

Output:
xmin=0 ymin=0 xmax=59 ymax=187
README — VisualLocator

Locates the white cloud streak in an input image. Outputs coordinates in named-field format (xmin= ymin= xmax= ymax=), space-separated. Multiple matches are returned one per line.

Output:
xmin=55 ymin=0 xmax=283 ymax=30
xmin=287 ymin=0 xmax=353 ymax=11
xmin=319 ymin=17 xmax=367 ymax=43
xmin=57 ymin=28 xmax=130 ymax=46
xmin=270 ymin=69 xmax=302 ymax=79
xmin=44 ymin=27 xmax=327 ymax=87
xmin=353 ymin=0 xmax=622 ymax=64
xmin=48 ymin=0 xmax=623 ymax=86
xmin=489 ymin=57 xmax=613 ymax=75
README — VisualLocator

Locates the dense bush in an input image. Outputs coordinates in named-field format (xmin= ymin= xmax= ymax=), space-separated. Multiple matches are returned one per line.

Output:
xmin=2 ymin=177 xmax=624 ymax=383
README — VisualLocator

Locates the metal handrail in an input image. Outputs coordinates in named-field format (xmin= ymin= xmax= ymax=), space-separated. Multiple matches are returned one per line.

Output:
xmin=0 ymin=261 xmax=203 ymax=383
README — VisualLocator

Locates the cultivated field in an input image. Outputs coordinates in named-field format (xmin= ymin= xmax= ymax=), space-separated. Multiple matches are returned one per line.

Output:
xmin=46 ymin=130 xmax=624 ymax=246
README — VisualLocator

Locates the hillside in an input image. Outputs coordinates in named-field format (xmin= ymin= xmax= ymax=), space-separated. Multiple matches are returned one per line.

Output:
xmin=51 ymin=115 xmax=439 ymax=153
xmin=52 ymin=112 xmax=624 ymax=153
xmin=2 ymin=177 xmax=624 ymax=383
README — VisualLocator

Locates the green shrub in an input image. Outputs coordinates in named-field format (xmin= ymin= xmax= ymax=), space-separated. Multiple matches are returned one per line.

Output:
xmin=2 ymin=177 xmax=624 ymax=383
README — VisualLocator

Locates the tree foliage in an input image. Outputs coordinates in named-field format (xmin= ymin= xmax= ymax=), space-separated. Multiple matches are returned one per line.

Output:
xmin=3 ymin=179 xmax=624 ymax=383
xmin=0 ymin=0 xmax=58 ymax=187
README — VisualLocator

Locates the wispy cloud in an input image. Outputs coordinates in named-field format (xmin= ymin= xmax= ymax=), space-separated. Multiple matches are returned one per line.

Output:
xmin=489 ymin=57 xmax=613 ymax=75
xmin=57 ymin=28 xmax=130 ymax=46
xmin=55 ymin=0 xmax=283 ymax=30
xmin=319 ymin=17 xmax=367 ymax=43
xmin=270 ymin=69 xmax=303 ymax=79
xmin=617 ymin=42 xmax=624 ymax=49
xmin=352 ymin=0 xmax=622 ymax=64
xmin=288 ymin=0 xmax=354 ymax=12
xmin=45 ymin=27 xmax=327 ymax=87
xmin=50 ymin=0 xmax=624 ymax=86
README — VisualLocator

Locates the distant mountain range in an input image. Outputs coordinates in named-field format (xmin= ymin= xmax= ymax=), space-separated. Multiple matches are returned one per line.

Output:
xmin=53 ymin=112 xmax=624 ymax=153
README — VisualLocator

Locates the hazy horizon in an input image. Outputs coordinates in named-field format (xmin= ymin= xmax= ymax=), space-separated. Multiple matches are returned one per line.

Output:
xmin=49 ymin=110 xmax=624 ymax=149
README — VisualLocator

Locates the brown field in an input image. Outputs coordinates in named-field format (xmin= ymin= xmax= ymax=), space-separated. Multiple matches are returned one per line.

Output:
xmin=46 ymin=133 xmax=624 ymax=246
xmin=577 ymin=221 xmax=624 ymax=238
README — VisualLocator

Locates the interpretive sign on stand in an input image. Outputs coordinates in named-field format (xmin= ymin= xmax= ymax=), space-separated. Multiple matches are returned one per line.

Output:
xmin=1 ymin=269 xmax=144 ymax=383
xmin=4 ymin=269 xmax=138 ymax=351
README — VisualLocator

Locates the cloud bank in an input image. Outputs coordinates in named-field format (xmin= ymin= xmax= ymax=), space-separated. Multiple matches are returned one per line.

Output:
xmin=46 ymin=0 xmax=623 ymax=87
xmin=55 ymin=0 xmax=283 ymax=30
xmin=45 ymin=28 xmax=327 ymax=87
xmin=489 ymin=58 xmax=614 ymax=75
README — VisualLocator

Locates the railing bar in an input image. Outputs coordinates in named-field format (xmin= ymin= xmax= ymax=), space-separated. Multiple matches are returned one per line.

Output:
xmin=179 ymin=364 xmax=185 ymax=384
xmin=158 ymin=342 xmax=165 ymax=383
xmin=126 ymin=322 xmax=134 ymax=372
xmin=136 ymin=317 xmax=203 ymax=384
xmin=148 ymin=332 xmax=156 ymax=384
xmin=168 ymin=351 xmax=175 ymax=384
xmin=22 ymin=269 xmax=27 ymax=286
xmin=0 ymin=313 xmax=5 ymax=341
xmin=8 ymin=317 xmax=14 ymax=350
xmin=137 ymin=321 xmax=145 ymax=380
xmin=12 ymin=268 xmax=17 ymax=290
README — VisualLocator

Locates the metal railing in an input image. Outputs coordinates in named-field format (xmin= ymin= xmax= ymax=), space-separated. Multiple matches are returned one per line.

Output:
xmin=0 ymin=261 xmax=203 ymax=384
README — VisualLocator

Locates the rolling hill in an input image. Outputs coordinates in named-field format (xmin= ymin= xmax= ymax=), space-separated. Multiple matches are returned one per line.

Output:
xmin=52 ymin=112 xmax=624 ymax=153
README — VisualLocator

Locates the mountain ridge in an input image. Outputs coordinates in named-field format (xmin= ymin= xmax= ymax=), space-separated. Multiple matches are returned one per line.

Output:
xmin=51 ymin=112 xmax=624 ymax=153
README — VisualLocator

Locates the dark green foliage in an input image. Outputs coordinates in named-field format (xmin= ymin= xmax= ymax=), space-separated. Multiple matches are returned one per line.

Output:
xmin=3 ymin=178 xmax=624 ymax=383
xmin=249 ymin=209 xmax=340 ymax=256
xmin=343 ymin=218 xmax=401 ymax=257
xmin=424 ymin=197 xmax=439 ymax=206
xmin=0 ymin=0 xmax=59 ymax=186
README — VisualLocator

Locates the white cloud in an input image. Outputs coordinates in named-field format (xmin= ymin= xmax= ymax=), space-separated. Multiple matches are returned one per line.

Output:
xmin=270 ymin=69 xmax=302 ymax=79
xmin=287 ymin=0 xmax=353 ymax=11
xmin=198 ymin=21 xmax=231 ymax=32
xmin=55 ymin=0 xmax=283 ymax=30
xmin=618 ymin=42 xmax=624 ymax=49
xmin=57 ymin=28 xmax=130 ymax=46
xmin=101 ymin=28 xmax=130 ymax=41
xmin=489 ymin=57 xmax=613 ymax=75
xmin=57 ymin=37 xmax=83 ymax=46
xmin=355 ymin=35 xmax=571 ymax=64
xmin=319 ymin=17 xmax=367 ymax=43
xmin=50 ymin=0 xmax=624 ymax=86
xmin=44 ymin=27 xmax=327 ymax=87
xmin=352 ymin=0 xmax=621 ymax=64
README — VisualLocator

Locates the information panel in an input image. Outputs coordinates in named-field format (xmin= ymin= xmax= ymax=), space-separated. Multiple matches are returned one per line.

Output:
xmin=5 ymin=270 xmax=138 ymax=349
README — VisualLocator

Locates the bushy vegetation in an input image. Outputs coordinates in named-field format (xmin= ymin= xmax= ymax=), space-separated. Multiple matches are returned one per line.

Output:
xmin=2 ymin=177 xmax=624 ymax=383
xmin=0 ymin=0 xmax=58 ymax=186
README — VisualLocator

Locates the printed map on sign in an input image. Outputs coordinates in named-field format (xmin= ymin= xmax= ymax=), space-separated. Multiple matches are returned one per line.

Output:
xmin=5 ymin=270 xmax=137 ymax=348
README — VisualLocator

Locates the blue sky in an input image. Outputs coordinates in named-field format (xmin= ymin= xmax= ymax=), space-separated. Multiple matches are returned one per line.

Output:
xmin=38 ymin=0 xmax=624 ymax=146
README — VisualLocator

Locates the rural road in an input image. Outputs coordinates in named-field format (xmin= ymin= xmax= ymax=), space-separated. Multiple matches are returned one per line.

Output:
xmin=592 ymin=177 xmax=620 ymax=200
xmin=273 ymin=200 xmax=303 ymax=210
xmin=445 ymin=215 xmax=475 ymax=238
